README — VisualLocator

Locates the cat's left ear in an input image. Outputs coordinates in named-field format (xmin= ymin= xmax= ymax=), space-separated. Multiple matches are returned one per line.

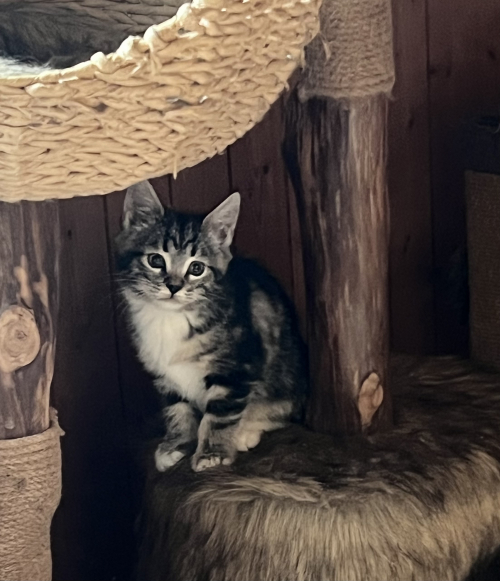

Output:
xmin=202 ymin=193 xmax=240 ymax=247
xmin=123 ymin=180 xmax=164 ymax=228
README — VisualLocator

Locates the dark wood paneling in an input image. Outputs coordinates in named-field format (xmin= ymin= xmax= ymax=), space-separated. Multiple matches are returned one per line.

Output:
xmin=229 ymin=101 xmax=295 ymax=298
xmin=51 ymin=196 xmax=135 ymax=581
xmin=427 ymin=0 xmax=500 ymax=354
xmin=388 ymin=0 xmax=435 ymax=354
xmin=170 ymin=153 xmax=230 ymax=213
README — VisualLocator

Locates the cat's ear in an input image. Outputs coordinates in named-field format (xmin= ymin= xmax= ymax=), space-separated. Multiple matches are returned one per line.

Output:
xmin=123 ymin=180 xmax=163 ymax=228
xmin=202 ymin=193 xmax=240 ymax=247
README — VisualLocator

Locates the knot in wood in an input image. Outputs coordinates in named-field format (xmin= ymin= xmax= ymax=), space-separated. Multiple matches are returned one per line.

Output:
xmin=358 ymin=372 xmax=384 ymax=428
xmin=0 ymin=306 xmax=41 ymax=373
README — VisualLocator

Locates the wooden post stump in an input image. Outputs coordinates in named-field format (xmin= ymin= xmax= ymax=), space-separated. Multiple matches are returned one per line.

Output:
xmin=0 ymin=200 xmax=61 ymax=581
xmin=284 ymin=93 xmax=392 ymax=435
xmin=0 ymin=200 xmax=60 ymax=438
xmin=282 ymin=0 xmax=394 ymax=435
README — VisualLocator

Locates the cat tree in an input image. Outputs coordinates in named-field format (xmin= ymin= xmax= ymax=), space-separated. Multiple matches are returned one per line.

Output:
xmin=0 ymin=1 xmax=319 ymax=579
xmin=138 ymin=1 xmax=500 ymax=580
xmin=1 ymin=0 xmax=500 ymax=580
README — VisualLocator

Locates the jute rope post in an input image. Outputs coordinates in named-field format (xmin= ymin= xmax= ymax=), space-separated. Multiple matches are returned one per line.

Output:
xmin=0 ymin=200 xmax=61 ymax=581
xmin=283 ymin=0 xmax=395 ymax=434
xmin=466 ymin=171 xmax=500 ymax=368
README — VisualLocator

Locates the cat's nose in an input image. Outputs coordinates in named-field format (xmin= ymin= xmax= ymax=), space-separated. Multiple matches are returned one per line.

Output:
xmin=166 ymin=283 xmax=183 ymax=296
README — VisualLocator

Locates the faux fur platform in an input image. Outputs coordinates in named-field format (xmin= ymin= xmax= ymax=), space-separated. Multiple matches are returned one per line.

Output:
xmin=137 ymin=356 xmax=500 ymax=581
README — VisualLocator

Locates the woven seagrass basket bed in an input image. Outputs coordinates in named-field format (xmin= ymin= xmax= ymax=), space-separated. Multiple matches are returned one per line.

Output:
xmin=0 ymin=0 xmax=320 ymax=202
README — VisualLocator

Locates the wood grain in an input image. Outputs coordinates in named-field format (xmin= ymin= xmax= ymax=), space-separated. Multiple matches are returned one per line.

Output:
xmin=286 ymin=169 xmax=307 ymax=339
xmin=169 ymin=153 xmax=230 ymax=213
xmin=229 ymin=100 xmax=294 ymax=297
xmin=284 ymin=94 xmax=392 ymax=435
xmin=50 ymin=195 xmax=135 ymax=581
xmin=388 ymin=0 xmax=435 ymax=354
xmin=427 ymin=0 xmax=500 ymax=354
xmin=0 ymin=200 xmax=59 ymax=439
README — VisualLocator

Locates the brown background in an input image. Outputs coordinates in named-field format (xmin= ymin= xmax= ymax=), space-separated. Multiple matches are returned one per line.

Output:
xmin=49 ymin=1 xmax=500 ymax=579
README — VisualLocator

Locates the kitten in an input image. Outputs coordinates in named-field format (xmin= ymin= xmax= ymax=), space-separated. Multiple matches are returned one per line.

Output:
xmin=115 ymin=181 xmax=307 ymax=472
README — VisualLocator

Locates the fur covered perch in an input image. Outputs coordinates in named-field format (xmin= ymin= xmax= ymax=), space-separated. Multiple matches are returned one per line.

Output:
xmin=138 ymin=356 xmax=500 ymax=581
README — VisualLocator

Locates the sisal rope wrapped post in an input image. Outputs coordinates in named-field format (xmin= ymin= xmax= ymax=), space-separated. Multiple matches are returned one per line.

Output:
xmin=0 ymin=200 xmax=61 ymax=581
xmin=0 ymin=411 xmax=63 ymax=581
xmin=283 ymin=0 xmax=395 ymax=434
xmin=466 ymin=171 xmax=500 ymax=368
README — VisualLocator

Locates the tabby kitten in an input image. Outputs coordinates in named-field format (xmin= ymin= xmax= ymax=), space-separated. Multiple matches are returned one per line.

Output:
xmin=115 ymin=181 xmax=307 ymax=472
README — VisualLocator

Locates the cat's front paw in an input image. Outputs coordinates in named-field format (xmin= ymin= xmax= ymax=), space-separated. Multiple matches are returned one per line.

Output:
xmin=235 ymin=428 xmax=263 ymax=452
xmin=155 ymin=443 xmax=185 ymax=472
xmin=191 ymin=450 xmax=233 ymax=472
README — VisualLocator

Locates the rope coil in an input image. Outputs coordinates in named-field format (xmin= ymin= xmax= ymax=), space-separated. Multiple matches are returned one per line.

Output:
xmin=0 ymin=410 xmax=63 ymax=581
xmin=298 ymin=0 xmax=394 ymax=100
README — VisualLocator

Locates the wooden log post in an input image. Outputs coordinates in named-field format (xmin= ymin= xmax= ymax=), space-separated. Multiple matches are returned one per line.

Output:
xmin=0 ymin=201 xmax=60 ymax=438
xmin=0 ymin=200 xmax=61 ymax=581
xmin=283 ymin=0 xmax=395 ymax=435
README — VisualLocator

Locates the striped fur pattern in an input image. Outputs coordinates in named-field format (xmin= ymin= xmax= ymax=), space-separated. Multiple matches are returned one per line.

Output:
xmin=138 ymin=355 xmax=500 ymax=581
xmin=115 ymin=181 xmax=307 ymax=472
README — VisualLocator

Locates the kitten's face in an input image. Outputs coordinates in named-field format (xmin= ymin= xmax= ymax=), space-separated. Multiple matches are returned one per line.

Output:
xmin=115 ymin=181 xmax=240 ymax=310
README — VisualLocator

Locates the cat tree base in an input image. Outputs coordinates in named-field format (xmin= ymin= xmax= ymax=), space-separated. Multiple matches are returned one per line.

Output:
xmin=138 ymin=355 xmax=500 ymax=581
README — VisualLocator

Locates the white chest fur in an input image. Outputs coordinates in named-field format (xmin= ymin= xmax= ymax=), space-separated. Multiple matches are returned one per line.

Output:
xmin=128 ymin=297 xmax=208 ymax=404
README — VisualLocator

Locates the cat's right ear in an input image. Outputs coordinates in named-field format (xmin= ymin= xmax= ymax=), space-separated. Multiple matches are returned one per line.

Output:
xmin=122 ymin=180 xmax=164 ymax=228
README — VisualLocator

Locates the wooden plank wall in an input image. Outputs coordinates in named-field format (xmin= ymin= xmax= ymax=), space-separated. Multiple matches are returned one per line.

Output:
xmin=426 ymin=0 xmax=500 ymax=354
xmin=48 ymin=1 xmax=500 ymax=579
xmin=389 ymin=0 xmax=500 ymax=355
xmin=388 ymin=0 xmax=434 ymax=354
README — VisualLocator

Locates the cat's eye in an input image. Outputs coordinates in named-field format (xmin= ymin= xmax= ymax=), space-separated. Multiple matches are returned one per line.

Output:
xmin=188 ymin=261 xmax=205 ymax=277
xmin=147 ymin=253 xmax=166 ymax=269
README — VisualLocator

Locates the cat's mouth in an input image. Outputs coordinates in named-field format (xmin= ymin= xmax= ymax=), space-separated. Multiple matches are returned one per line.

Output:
xmin=156 ymin=294 xmax=185 ymax=308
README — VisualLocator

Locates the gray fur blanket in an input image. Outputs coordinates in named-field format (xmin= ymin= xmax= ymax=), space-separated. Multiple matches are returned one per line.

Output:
xmin=138 ymin=356 xmax=500 ymax=581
